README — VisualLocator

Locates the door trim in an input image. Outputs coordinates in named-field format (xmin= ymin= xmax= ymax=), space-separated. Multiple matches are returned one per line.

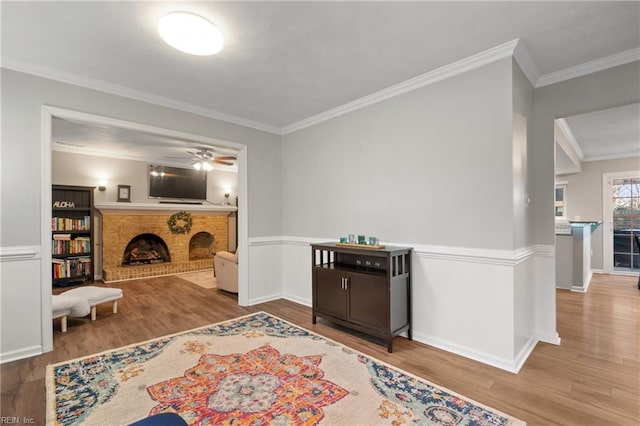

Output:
xmin=602 ymin=170 xmax=640 ymax=273
xmin=41 ymin=105 xmax=250 ymax=353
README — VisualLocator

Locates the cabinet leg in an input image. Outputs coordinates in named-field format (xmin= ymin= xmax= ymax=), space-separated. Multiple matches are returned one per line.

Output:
xmin=312 ymin=314 xmax=317 ymax=324
xmin=408 ymin=328 xmax=412 ymax=341
xmin=387 ymin=339 xmax=393 ymax=353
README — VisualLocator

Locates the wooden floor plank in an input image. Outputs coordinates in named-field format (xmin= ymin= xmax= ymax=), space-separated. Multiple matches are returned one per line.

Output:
xmin=2 ymin=273 xmax=639 ymax=424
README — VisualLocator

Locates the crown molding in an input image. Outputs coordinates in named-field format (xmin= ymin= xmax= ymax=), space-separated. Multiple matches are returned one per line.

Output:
xmin=1 ymin=57 xmax=282 ymax=135
xmin=555 ymin=118 xmax=584 ymax=161
xmin=281 ymin=39 xmax=520 ymax=134
xmin=513 ymin=40 xmax=541 ymax=87
xmin=536 ymin=48 xmax=640 ymax=88
xmin=583 ymin=151 xmax=640 ymax=162
xmin=5 ymin=43 xmax=637 ymax=137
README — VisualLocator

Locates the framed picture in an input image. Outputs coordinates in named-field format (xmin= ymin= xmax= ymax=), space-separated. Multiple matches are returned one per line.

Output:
xmin=117 ymin=185 xmax=131 ymax=202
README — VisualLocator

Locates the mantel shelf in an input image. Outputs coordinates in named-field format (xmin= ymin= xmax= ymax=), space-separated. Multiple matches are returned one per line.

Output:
xmin=95 ymin=202 xmax=237 ymax=216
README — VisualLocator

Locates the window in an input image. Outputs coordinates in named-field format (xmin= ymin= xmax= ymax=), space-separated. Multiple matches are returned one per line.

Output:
xmin=555 ymin=183 xmax=567 ymax=218
xmin=612 ymin=178 xmax=640 ymax=271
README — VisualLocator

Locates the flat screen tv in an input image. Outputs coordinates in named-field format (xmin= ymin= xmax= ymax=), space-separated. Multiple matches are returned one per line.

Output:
xmin=149 ymin=165 xmax=207 ymax=201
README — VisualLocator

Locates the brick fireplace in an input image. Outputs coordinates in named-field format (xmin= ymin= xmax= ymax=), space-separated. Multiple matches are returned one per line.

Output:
xmin=96 ymin=203 xmax=236 ymax=282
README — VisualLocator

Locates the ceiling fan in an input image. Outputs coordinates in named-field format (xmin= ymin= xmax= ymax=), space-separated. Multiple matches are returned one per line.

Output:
xmin=166 ymin=147 xmax=237 ymax=171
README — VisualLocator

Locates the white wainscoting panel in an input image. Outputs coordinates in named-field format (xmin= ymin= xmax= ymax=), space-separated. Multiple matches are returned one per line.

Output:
xmin=246 ymin=237 xmax=554 ymax=372
xmin=513 ymin=252 xmax=538 ymax=372
xmin=281 ymin=236 xmax=331 ymax=306
xmin=411 ymin=250 xmax=517 ymax=371
xmin=0 ymin=246 xmax=43 ymax=363
xmin=535 ymin=244 xmax=561 ymax=345
xmin=247 ymin=238 xmax=284 ymax=305
xmin=281 ymin=239 xmax=313 ymax=306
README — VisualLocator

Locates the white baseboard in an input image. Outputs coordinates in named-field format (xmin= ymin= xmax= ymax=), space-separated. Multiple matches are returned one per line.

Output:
xmin=538 ymin=331 xmax=561 ymax=345
xmin=591 ymin=268 xmax=604 ymax=274
xmin=571 ymin=270 xmax=593 ymax=293
xmin=513 ymin=335 xmax=539 ymax=373
xmin=412 ymin=331 xmax=521 ymax=373
xmin=283 ymin=292 xmax=311 ymax=307
xmin=247 ymin=293 xmax=282 ymax=306
xmin=0 ymin=345 xmax=42 ymax=364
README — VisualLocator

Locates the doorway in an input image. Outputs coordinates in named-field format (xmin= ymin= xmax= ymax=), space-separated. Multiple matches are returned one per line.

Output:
xmin=41 ymin=106 xmax=250 ymax=353
xmin=603 ymin=172 xmax=640 ymax=273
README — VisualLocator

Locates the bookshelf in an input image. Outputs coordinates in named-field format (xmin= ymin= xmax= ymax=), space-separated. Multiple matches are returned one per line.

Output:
xmin=52 ymin=185 xmax=95 ymax=287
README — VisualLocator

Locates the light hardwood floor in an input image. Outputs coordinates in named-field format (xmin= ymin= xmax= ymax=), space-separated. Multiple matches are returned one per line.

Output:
xmin=2 ymin=273 xmax=638 ymax=425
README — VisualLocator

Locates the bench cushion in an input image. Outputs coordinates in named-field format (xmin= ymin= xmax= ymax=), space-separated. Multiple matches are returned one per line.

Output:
xmin=63 ymin=286 xmax=123 ymax=306
xmin=52 ymin=294 xmax=90 ymax=318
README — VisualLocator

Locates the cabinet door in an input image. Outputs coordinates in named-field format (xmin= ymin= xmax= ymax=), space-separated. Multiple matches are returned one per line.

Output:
xmin=347 ymin=272 xmax=387 ymax=330
xmin=314 ymin=268 xmax=348 ymax=320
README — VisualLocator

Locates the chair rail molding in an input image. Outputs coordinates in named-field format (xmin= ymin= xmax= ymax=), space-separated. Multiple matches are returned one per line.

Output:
xmin=249 ymin=235 xmax=547 ymax=372
xmin=0 ymin=245 xmax=41 ymax=261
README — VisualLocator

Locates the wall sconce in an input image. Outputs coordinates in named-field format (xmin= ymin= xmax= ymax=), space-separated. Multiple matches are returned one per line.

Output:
xmin=98 ymin=180 xmax=107 ymax=191
xmin=224 ymin=188 xmax=231 ymax=204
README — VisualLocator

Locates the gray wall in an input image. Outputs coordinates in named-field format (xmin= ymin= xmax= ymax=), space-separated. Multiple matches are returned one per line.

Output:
xmin=512 ymin=59 xmax=535 ymax=249
xmin=52 ymin=151 xmax=238 ymax=205
xmin=282 ymin=58 xmax=515 ymax=250
xmin=532 ymin=61 xmax=640 ymax=247
xmin=559 ymin=156 xmax=640 ymax=270
xmin=1 ymin=69 xmax=282 ymax=246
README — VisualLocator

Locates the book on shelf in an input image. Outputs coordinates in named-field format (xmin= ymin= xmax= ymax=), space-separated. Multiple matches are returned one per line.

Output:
xmin=51 ymin=216 xmax=91 ymax=231
xmin=52 ymin=256 xmax=92 ymax=279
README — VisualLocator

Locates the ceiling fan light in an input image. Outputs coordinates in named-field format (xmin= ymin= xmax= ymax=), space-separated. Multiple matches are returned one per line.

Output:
xmin=192 ymin=161 xmax=202 ymax=170
xmin=202 ymin=161 xmax=214 ymax=171
xmin=158 ymin=12 xmax=223 ymax=56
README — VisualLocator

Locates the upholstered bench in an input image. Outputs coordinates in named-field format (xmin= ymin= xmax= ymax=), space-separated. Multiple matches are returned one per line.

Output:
xmin=63 ymin=286 xmax=123 ymax=321
xmin=52 ymin=294 xmax=90 ymax=332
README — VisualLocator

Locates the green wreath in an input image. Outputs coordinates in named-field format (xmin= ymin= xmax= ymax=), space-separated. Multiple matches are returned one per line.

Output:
xmin=167 ymin=211 xmax=192 ymax=234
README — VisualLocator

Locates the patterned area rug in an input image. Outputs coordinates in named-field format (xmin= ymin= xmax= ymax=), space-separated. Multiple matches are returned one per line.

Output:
xmin=47 ymin=312 xmax=525 ymax=425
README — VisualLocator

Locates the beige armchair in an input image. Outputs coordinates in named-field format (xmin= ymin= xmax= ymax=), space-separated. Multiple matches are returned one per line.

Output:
xmin=214 ymin=251 xmax=238 ymax=293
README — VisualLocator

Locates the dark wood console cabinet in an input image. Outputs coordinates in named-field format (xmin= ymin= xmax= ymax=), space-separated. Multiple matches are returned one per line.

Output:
xmin=311 ymin=242 xmax=412 ymax=352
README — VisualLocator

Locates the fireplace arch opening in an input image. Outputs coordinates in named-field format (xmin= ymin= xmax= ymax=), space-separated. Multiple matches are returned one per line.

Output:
xmin=189 ymin=231 xmax=215 ymax=260
xmin=122 ymin=233 xmax=171 ymax=266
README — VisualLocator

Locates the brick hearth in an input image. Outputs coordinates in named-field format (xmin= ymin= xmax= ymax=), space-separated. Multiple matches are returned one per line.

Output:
xmin=97 ymin=203 xmax=236 ymax=282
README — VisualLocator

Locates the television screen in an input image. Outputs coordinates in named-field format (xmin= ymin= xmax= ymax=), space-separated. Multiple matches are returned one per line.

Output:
xmin=149 ymin=165 xmax=207 ymax=201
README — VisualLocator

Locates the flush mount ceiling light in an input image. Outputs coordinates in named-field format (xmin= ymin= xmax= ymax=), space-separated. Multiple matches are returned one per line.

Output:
xmin=158 ymin=12 xmax=223 ymax=55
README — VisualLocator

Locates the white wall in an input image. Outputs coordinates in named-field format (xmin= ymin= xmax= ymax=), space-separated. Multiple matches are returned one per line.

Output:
xmin=52 ymin=151 xmax=238 ymax=205
xmin=278 ymin=58 xmax=540 ymax=371
xmin=512 ymin=60 xmax=535 ymax=250
xmin=533 ymin=62 xmax=640 ymax=247
xmin=559 ymin=156 xmax=640 ymax=270
xmin=511 ymin=60 xmax=536 ymax=359
xmin=1 ymin=69 xmax=282 ymax=246
xmin=282 ymin=58 xmax=514 ymax=250
xmin=0 ymin=69 xmax=282 ymax=361
xmin=531 ymin=60 xmax=640 ymax=345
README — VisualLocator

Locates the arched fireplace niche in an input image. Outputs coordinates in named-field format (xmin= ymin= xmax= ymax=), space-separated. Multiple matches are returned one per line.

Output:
xmin=189 ymin=231 xmax=215 ymax=260
xmin=122 ymin=233 xmax=171 ymax=266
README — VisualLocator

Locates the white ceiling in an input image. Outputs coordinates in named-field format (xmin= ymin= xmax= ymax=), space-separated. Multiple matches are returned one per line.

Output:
xmin=2 ymin=1 xmax=639 ymax=163
xmin=564 ymin=103 xmax=640 ymax=160
xmin=555 ymin=103 xmax=640 ymax=175
xmin=52 ymin=117 xmax=239 ymax=171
